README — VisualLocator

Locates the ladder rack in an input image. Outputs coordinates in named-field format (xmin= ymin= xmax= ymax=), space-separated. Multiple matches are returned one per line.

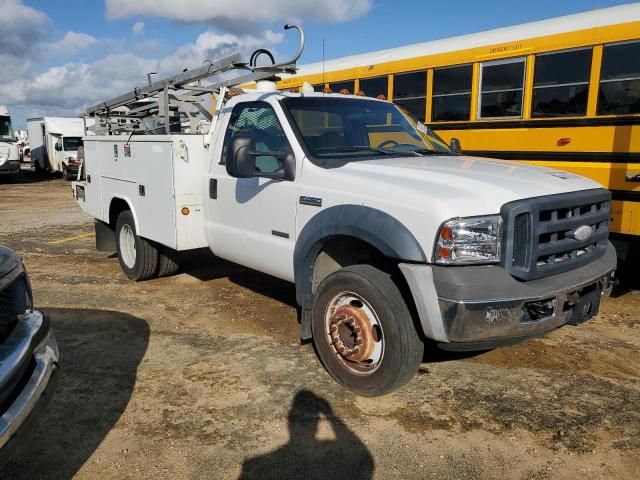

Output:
xmin=86 ymin=24 xmax=304 ymax=135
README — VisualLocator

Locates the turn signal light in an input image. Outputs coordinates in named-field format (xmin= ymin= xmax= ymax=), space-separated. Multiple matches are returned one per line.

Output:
xmin=181 ymin=207 xmax=190 ymax=216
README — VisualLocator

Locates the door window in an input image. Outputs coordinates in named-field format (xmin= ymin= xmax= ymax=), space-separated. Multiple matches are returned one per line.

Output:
xmin=221 ymin=102 xmax=292 ymax=173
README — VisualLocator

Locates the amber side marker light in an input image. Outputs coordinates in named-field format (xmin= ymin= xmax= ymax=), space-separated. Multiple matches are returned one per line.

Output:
xmin=181 ymin=207 xmax=190 ymax=216
xmin=557 ymin=137 xmax=571 ymax=146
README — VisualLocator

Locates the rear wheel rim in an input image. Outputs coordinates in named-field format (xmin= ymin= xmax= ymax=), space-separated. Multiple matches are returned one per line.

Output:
xmin=119 ymin=224 xmax=136 ymax=268
xmin=324 ymin=291 xmax=385 ymax=375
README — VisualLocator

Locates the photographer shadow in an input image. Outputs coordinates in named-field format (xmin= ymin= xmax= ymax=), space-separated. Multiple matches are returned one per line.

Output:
xmin=239 ymin=390 xmax=374 ymax=480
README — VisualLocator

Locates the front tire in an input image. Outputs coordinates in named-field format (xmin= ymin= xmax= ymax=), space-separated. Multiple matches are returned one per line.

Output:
xmin=115 ymin=210 xmax=158 ymax=281
xmin=311 ymin=264 xmax=423 ymax=397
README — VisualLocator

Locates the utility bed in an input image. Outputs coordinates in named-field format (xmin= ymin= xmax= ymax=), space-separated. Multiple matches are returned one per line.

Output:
xmin=74 ymin=134 xmax=208 ymax=251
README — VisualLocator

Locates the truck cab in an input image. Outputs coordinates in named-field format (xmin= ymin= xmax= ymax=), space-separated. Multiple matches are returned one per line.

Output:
xmin=0 ymin=106 xmax=20 ymax=179
xmin=53 ymin=136 xmax=82 ymax=179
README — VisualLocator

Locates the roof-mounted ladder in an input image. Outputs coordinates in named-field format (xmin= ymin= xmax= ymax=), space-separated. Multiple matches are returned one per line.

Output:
xmin=86 ymin=24 xmax=304 ymax=135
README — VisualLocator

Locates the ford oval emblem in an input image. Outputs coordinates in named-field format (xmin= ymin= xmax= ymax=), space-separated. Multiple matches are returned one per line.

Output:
xmin=572 ymin=225 xmax=593 ymax=241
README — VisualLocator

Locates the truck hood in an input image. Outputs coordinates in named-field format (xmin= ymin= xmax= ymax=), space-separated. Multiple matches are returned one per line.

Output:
xmin=338 ymin=154 xmax=602 ymax=218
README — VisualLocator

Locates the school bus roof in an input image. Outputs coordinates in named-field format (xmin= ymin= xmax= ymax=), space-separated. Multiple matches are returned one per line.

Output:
xmin=292 ymin=3 xmax=640 ymax=77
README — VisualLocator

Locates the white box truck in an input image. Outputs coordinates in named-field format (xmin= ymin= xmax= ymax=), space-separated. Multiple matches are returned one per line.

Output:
xmin=27 ymin=117 xmax=87 ymax=179
xmin=72 ymin=26 xmax=616 ymax=396
xmin=0 ymin=105 xmax=20 ymax=179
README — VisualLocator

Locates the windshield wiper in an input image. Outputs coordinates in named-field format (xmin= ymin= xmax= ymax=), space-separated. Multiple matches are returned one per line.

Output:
xmin=316 ymin=146 xmax=419 ymax=157
xmin=412 ymin=148 xmax=451 ymax=156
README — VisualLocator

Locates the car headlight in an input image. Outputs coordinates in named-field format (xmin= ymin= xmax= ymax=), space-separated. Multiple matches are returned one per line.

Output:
xmin=434 ymin=215 xmax=502 ymax=264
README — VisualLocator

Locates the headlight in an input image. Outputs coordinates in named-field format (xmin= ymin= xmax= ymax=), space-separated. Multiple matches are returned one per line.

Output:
xmin=434 ymin=215 xmax=502 ymax=264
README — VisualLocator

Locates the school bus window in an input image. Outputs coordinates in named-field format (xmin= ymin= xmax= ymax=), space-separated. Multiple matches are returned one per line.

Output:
xmin=312 ymin=84 xmax=325 ymax=92
xmin=532 ymin=48 xmax=592 ymax=117
xmin=328 ymin=81 xmax=354 ymax=94
xmin=479 ymin=58 xmax=525 ymax=119
xmin=393 ymin=71 xmax=427 ymax=122
xmin=598 ymin=41 xmax=640 ymax=115
xmin=432 ymin=65 xmax=472 ymax=122
xmin=360 ymin=76 xmax=388 ymax=99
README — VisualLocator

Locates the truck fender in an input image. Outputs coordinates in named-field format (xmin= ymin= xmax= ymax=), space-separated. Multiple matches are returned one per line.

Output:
xmin=293 ymin=204 xmax=427 ymax=310
xmin=108 ymin=196 xmax=140 ymax=232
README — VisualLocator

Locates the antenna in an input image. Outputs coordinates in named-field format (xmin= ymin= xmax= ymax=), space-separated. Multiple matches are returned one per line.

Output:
xmin=322 ymin=37 xmax=326 ymax=94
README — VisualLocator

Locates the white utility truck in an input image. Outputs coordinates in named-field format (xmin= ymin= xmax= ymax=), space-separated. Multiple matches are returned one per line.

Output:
xmin=72 ymin=26 xmax=616 ymax=396
xmin=27 ymin=116 xmax=87 ymax=179
xmin=0 ymin=106 xmax=20 ymax=179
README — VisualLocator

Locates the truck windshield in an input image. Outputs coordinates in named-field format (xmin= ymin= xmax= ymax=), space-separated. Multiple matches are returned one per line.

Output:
xmin=0 ymin=116 xmax=15 ymax=142
xmin=63 ymin=137 xmax=82 ymax=151
xmin=281 ymin=97 xmax=451 ymax=161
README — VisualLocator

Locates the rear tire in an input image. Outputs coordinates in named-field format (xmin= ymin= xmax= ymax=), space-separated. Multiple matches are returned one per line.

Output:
xmin=115 ymin=210 xmax=158 ymax=281
xmin=157 ymin=247 xmax=180 ymax=277
xmin=311 ymin=264 xmax=423 ymax=397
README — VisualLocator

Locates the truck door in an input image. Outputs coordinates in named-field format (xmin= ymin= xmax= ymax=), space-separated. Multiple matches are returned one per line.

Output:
xmin=205 ymin=101 xmax=297 ymax=281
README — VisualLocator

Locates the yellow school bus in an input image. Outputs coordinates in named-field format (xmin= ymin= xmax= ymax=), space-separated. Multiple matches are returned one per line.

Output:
xmin=278 ymin=4 xmax=640 ymax=256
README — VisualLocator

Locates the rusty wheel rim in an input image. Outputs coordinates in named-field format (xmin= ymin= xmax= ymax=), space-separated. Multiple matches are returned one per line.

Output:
xmin=324 ymin=291 xmax=384 ymax=375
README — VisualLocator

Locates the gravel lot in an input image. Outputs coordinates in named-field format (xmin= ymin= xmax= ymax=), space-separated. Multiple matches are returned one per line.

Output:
xmin=1 ymin=167 xmax=639 ymax=480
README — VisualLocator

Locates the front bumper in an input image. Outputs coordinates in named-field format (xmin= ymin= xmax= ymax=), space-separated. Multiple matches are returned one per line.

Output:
xmin=0 ymin=160 xmax=20 ymax=175
xmin=400 ymin=242 xmax=617 ymax=350
xmin=0 ymin=310 xmax=59 ymax=466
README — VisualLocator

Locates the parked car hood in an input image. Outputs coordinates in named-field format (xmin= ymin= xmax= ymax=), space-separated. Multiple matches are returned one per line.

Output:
xmin=0 ymin=246 xmax=21 ymax=278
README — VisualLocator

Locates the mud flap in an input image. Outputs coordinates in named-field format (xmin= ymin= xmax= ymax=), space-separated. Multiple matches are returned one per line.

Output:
xmin=95 ymin=220 xmax=116 ymax=252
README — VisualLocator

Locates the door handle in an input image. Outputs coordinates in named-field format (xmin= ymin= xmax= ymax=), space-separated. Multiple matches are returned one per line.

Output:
xmin=626 ymin=173 xmax=640 ymax=182
xmin=209 ymin=179 xmax=217 ymax=199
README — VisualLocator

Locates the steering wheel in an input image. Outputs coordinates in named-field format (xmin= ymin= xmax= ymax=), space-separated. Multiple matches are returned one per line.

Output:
xmin=377 ymin=140 xmax=399 ymax=149
xmin=377 ymin=140 xmax=419 ymax=151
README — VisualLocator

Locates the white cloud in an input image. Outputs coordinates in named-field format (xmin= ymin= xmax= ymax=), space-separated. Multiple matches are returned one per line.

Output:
xmin=106 ymin=0 xmax=371 ymax=28
xmin=43 ymin=31 xmax=98 ymax=55
xmin=132 ymin=21 xmax=145 ymax=35
xmin=0 ymin=0 xmax=49 ymax=56
xmin=0 ymin=29 xmax=284 ymax=124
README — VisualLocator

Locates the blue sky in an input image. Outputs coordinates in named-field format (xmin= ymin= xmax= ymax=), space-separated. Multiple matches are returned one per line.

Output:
xmin=1 ymin=0 xmax=636 ymax=128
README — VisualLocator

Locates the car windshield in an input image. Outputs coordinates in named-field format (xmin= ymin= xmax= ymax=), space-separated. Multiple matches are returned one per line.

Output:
xmin=0 ymin=116 xmax=15 ymax=142
xmin=63 ymin=137 xmax=82 ymax=151
xmin=282 ymin=97 xmax=451 ymax=161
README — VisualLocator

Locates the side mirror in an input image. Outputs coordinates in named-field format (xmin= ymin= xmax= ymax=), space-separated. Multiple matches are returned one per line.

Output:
xmin=226 ymin=134 xmax=257 ymax=178
xmin=226 ymin=134 xmax=291 ymax=180
xmin=449 ymin=137 xmax=462 ymax=154
xmin=55 ymin=141 xmax=62 ymax=151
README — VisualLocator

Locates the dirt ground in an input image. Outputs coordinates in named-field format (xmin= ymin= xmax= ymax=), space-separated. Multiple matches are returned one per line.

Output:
xmin=1 ymin=166 xmax=639 ymax=480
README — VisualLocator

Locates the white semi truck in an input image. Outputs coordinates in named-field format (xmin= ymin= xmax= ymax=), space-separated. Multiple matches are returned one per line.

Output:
xmin=27 ymin=117 xmax=87 ymax=179
xmin=0 ymin=106 xmax=20 ymax=179
xmin=72 ymin=26 xmax=616 ymax=396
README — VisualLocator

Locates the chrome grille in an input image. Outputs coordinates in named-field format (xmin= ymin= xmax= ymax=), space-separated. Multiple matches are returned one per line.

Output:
xmin=501 ymin=189 xmax=611 ymax=280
